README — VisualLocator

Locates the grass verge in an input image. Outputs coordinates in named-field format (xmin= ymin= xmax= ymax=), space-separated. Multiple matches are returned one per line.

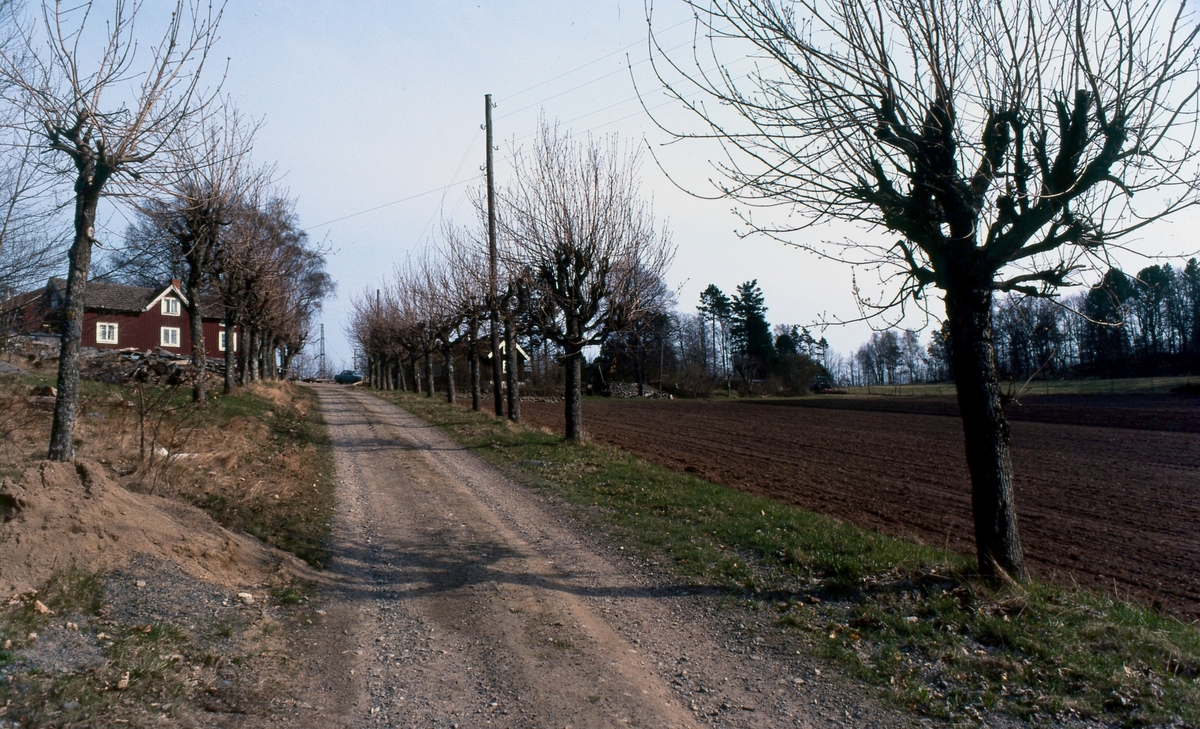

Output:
xmin=172 ymin=383 xmax=338 ymax=567
xmin=383 ymin=390 xmax=1199 ymax=726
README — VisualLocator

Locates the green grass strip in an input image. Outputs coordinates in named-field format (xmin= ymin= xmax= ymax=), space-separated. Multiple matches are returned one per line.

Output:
xmin=384 ymin=390 xmax=1199 ymax=726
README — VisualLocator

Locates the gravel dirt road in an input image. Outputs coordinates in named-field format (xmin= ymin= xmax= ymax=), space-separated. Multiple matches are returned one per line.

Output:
xmin=303 ymin=385 xmax=917 ymax=729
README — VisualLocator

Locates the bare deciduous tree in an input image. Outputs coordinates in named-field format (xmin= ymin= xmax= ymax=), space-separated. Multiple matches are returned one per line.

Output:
xmin=0 ymin=0 xmax=224 ymax=460
xmin=646 ymin=0 xmax=1200 ymax=579
xmin=500 ymin=122 xmax=674 ymax=441
xmin=443 ymin=220 xmax=492 ymax=411
xmin=141 ymin=104 xmax=259 ymax=402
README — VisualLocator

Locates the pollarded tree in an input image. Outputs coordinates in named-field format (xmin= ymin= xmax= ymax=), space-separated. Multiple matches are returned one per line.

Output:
xmin=500 ymin=122 xmax=674 ymax=441
xmin=647 ymin=0 xmax=1200 ymax=581
xmin=0 ymin=0 xmax=224 ymax=460
xmin=140 ymin=105 xmax=260 ymax=402
xmin=443 ymin=219 xmax=493 ymax=411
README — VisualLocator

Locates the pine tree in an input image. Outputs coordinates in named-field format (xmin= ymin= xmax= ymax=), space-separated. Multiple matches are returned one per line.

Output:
xmin=697 ymin=284 xmax=732 ymax=377
xmin=730 ymin=280 xmax=773 ymax=385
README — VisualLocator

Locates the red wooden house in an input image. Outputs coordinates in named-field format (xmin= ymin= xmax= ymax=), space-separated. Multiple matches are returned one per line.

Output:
xmin=6 ymin=278 xmax=238 ymax=358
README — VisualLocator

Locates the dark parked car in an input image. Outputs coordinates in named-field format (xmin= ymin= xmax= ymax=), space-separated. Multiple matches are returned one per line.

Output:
xmin=334 ymin=370 xmax=364 ymax=385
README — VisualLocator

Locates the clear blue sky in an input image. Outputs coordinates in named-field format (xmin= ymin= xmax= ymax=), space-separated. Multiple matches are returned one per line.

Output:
xmin=98 ymin=1 xmax=1200 ymax=370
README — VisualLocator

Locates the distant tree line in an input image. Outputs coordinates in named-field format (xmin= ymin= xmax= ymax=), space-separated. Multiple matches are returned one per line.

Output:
xmin=841 ymin=260 xmax=1200 ymax=387
xmin=647 ymin=280 xmax=829 ymax=397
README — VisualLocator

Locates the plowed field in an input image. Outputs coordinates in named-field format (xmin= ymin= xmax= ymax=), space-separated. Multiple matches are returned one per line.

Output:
xmin=522 ymin=394 xmax=1200 ymax=617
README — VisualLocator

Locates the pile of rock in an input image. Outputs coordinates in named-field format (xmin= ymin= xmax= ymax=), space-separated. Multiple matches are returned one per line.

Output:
xmin=3 ymin=334 xmax=59 ymax=370
xmin=79 ymin=348 xmax=194 ymax=386
xmin=604 ymin=381 xmax=673 ymax=399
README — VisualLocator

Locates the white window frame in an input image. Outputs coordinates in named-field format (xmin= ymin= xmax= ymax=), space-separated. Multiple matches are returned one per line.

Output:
xmin=160 ymin=326 xmax=181 ymax=348
xmin=161 ymin=297 xmax=181 ymax=316
xmin=218 ymin=330 xmax=238 ymax=352
xmin=95 ymin=322 xmax=119 ymax=344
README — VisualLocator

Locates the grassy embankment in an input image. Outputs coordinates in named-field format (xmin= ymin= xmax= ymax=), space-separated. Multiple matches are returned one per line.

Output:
xmin=2 ymin=371 xmax=337 ymax=566
xmin=0 ymin=373 xmax=334 ymax=725
xmin=385 ymin=389 xmax=1199 ymax=726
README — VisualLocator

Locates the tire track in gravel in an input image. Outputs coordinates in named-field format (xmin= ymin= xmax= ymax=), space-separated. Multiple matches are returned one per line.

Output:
xmin=307 ymin=385 xmax=919 ymax=728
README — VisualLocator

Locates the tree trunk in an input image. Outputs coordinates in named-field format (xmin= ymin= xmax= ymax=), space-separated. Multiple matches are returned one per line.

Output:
xmin=470 ymin=348 xmax=481 ymax=410
xmin=443 ymin=341 xmax=456 ymax=404
xmin=635 ymin=337 xmax=646 ymax=397
xmin=505 ymin=319 xmax=520 ymax=422
xmin=563 ymin=340 xmax=583 ymax=442
xmin=248 ymin=328 xmax=260 ymax=383
xmin=945 ymin=285 xmax=1028 ymax=583
xmin=223 ymin=314 xmax=235 ymax=395
xmin=186 ymin=270 xmax=206 ymax=403
xmin=469 ymin=322 xmax=481 ymax=411
xmin=424 ymin=347 xmax=434 ymax=397
xmin=48 ymin=185 xmax=103 ymax=461
xmin=281 ymin=348 xmax=294 ymax=380
xmin=239 ymin=326 xmax=249 ymax=386
xmin=491 ymin=304 xmax=504 ymax=417
xmin=265 ymin=338 xmax=277 ymax=380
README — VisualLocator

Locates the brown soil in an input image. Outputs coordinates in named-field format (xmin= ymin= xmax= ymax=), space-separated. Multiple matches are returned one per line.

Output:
xmin=0 ymin=459 xmax=309 ymax=599
xmin=522 ymin=395 xmax=1200 ymax=617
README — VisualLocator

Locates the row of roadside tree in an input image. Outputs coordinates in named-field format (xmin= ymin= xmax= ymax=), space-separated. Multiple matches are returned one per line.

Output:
xmin=348 ymin=122 xmax=673 ymax=442
xmin=0 ymin=1 xmax=332 ymax=460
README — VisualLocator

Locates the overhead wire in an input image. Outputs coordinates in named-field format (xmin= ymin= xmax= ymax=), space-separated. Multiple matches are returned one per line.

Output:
xmin=309 ymin=17 xmax=711 ymax=233
xmin=495 ymin=33 xmax=698 ymax=121
xmin=306 ymin=175 xmax=482 ymax=231
xmin=414 ymin=128 xmax=483 ymax=245
xmin=499 ymin=16 xmax=692 ymax=102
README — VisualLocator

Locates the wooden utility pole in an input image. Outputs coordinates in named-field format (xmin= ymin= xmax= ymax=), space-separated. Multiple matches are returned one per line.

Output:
xmin=486 ymin=94 xmax=504 ymax=416
xmin=318 ymin=323 xmax=326 ymax=379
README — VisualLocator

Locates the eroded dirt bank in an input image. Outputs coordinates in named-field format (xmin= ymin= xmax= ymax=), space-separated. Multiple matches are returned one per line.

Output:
xmin=306 ymin=385 xmax=917 ymax=728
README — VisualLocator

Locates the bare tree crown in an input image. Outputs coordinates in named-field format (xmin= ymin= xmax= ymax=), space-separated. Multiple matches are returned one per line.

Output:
xmin=0 ymin=0 xmax=225 ymax=194
xmin=500 ymin=122 xmax=674 ymax=348
xmin=648 ymin=0 xmax=1200 ymax=304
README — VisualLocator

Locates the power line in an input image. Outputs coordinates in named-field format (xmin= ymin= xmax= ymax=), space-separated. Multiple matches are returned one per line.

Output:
xmin=500 ymin=17 xmax=692 ymax=103
xmin=306 ymin=175 xmax=482 ymax=231
xmin=509 ymin=56 xmax=757 ymax=145
xmin=415 ymin=128 xmax=482 ymax=244
xmin=496 ymin=34 xmax=699 ymax=121
xmin=309 ymin=19 xmax=711 ymax=233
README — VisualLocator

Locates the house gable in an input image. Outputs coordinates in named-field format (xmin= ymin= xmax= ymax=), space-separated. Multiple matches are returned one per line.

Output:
xmin=143 ymin=280 xmax=189 ymax=313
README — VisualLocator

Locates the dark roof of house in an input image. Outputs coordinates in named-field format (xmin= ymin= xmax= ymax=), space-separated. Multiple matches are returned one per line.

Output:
xmin=49 ymin=278 xmax=158 ymax=313
xmin=46 ymin=278 xmax=225 ymax=317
